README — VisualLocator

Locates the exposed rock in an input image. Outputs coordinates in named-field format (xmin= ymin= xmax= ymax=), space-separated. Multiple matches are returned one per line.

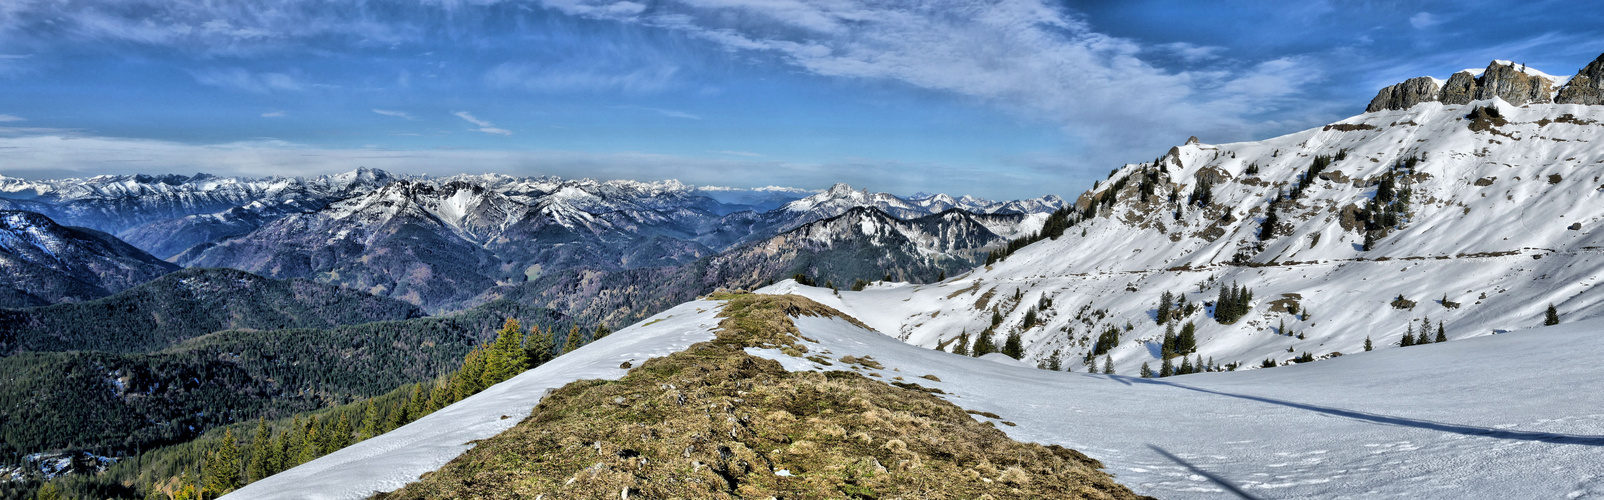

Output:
xmin=1185 ymin=136 xmax=1200 ymax=145
xmin=1556 ymin=53 xmax=1604 ymax=105
xmin=1438 ymin=71 xmax=1480 ymax=105
xmin=1473 ymin=61 xmax=1552 ymax=105
xmin=1366 ymin=76 xmax=1441 ymax=112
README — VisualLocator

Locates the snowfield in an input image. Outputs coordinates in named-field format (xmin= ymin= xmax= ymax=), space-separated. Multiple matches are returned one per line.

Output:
xmin=229 ymin=292 xmax=1603 ymax=499
xmin=222 ymin=300 xmax=724 ymax=500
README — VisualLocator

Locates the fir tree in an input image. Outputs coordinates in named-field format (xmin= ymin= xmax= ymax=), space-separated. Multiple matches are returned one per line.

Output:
xmin=1156 ymin=291 xmax=1173 ymax=325
xmin=1102 ymin=355 xmax=1114 ymax=375
xmin=1002 ymin=331 xmax=1024 ymax=359
xmin=1364 ymin=336 xmax=1373 ymax=351
xmin=952 ymin=331 xmax=970 ymax=356
xmin=594 ymin=323 xmax=612 ymax=340
xmin=1160 ymin=357 xmax=1175 ymax=377
xmin=1140 ymin=362 xmax=1153 ymax=378
xmin=204 ymin=429 xmax=241 ymax=494
xmin=247 ymin=418 xmax=275 ymax=482
xmin=1545 ymin=304 xmax=1560 ymax=326
xmin=1435 ymin=322 xmax=1447 ymax=343
xmin=1179 ymin=356 xmax=1193 ymax=374
xmin=525 ymin=325 xmax=553 ymax=365
xmin=562 ymin=325 xmax=584 ymax=354
xmin=972 ymin=331 xmax=997 ymax=356
xmin=1160 ymin=323 xmax=1177 ymax=358
xmin=1177 ymin=321 xmax=1197 ymax=354
xmin=1259 ymin=202 xmax=1279 ymax=240
xmin=1400 ymin=324 xmax=1416 ymax=347
xmin=991 ymin=309 xmax=1003 ymax=327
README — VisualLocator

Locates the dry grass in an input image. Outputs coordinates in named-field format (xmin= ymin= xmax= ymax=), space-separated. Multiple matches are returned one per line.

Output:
xmin=377 ymin=293 xmax=1149 ymax=500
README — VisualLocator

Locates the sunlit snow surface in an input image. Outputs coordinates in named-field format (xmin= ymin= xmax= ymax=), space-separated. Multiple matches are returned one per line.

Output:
xmin=222 ymin=300 xmax=723 ymax=500
xmin=750 ymin=314 xmax=1604 ymax=499
xmin=232 ymin=293 xmax=1601 ymax=499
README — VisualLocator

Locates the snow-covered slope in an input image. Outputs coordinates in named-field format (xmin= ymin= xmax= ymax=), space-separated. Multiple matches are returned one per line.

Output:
xmin=223 ymin=299 xmax=724 ymax=500
xmin=767 ymin=88 xmax=1604 ymax=375
xmin=229 ymin=294 xmax=1604 ymax=499
xmin=0 ymin=210 xmax=178 ymax=307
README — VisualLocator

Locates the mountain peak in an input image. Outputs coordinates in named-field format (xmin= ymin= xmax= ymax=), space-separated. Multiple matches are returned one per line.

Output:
xmin=1367 ymin=53 xmax=1604 ymax=112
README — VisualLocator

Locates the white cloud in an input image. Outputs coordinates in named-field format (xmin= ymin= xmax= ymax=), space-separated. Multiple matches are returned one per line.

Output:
xmin=191 ymin=68 xmax=304 ymax=94
xmin=714 ymin=150 xmax=762 ymax=157
xmin=0 ymin=114 xmax=23 ymax=122
xmin=373 ymin=109 xmax=415 ymax=119
xmin=453 ymin=111 xmax=513 ymax=136
xmin=536 ymin=0 xmax=1333 ymax=168
xmin=0 ymin=130 xmax=1057 ymax=200
xmin=261 ymin=110 xmax=286 ymax=118
xmin=485 ymin=61 xmax=680 ymax=94
xmin=1409 ymin=12 xmax=1442 ymax=30
xmin=617 ymin=106 xmax=702 ymax=119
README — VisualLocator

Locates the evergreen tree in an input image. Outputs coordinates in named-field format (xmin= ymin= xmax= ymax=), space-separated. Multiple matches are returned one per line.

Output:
xmin=1400 ymin=324 xmax=1416 ymax=347
xmin=1364 ymin=336 xmax=1373 ymax=351
xmin=972 ymin=331 xmax=997 ymax=356
xmin=33 ymin=483 xmax=64 ymax=500
xmin=1545 ymin=304 xmax=1560 ymax=326
xmin=525 ymin=325 xmax=553 ymax=365
xmin=1259 ymin=202 xmax=1279 ymax=240
xmin=952 ymin=331 xmax=970 ymax=356
xmin=1435 ymin=322 xmax=1447 ymax=343
xmin=297 ymin=419 xmax=322 ymax=465
xmin=1177 ymin=321 xmax=1197 ymax=354
xmin=1022 ymin=308 xmax=1038 ymax=330
xmin=1102 ymin=355 xmax=1114 ymax=375
xmin=247 ymin=418 xmax=274 ymax=482
xmin=594 ymin=323 xmax=612 ymax=340
xmin=204 ymin=429 xmax=241 ymax=494
xmin=1156 ymin=291 xmax=1172 ymax=325
xmin=990 ymin=309 xmax=1003 ymax=327
xmin=1179 ymin=356 xmax=1193 ymax=374
xmin=1160 ymin=323 xmax=1177 ymax=358
xmin=1159 ymin=357 xmax=1174 ymax=377
xmin=1140 ymin=362 xmax=1153 ymax=378
xmin=562 ymin=325 xmax=584 ymax=354
xmin=1002 ymin=331 xmax=1024 ymax=359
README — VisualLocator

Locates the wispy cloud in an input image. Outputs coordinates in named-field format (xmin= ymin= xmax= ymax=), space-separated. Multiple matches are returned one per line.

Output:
xmin=714 ymin=150 xmax=762 ymax=157
xmin=485 ymin=61 xmax=680 ymax=94
xmin=191 ymin=68 xmax=304 ymax=94
xmin=617 ymin=105 xmax=701 ymax=119
xmin=373 ymin=109 xmax=415 ymax=119
xmin=536 ymin=0 xmax=1334 ymax=167
xmin=261 ymin=110 xmax=286 ymax=118
xmin=0 ymin=114 xmax=24 ymax=122
xmin=1409 ymin=12 xmax=1444 ymax=30
xmin=452 ymin=111 xmax=512 ymax=136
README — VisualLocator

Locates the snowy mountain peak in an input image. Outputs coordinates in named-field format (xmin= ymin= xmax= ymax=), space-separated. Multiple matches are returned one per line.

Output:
xmin=1369 ymin=52 xmax=1604 ymax=112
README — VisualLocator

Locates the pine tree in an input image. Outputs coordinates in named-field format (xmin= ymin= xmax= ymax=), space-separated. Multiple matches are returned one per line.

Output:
xmin=1159 ymin=357 xmax=1174 ymax=377
xmin=1140 ymin=362 xmax=1153 ymax=378
xmin=1259 ymin=202 xmax=1279 ymax=240
xmin=1160 ymin=323 xmax=1176 ymax=358
xmin=525 ymin=325 xmax=553 ymax=365
xmin=562 ymin=325 xmax=584 ymax=354
xmin=247 ymin=418 xmax=274 ymax=482
xmin=298 ymin=418 xmax=322 ymax=465
xmin=1177 ymin=321 xmax=1197 ymax=354
xmin=1002 ymin=331 xmax=1024 ymax=359
xmin=1435 ymin=321 xmax=1447 ymax=343
xmin=990 ymin=309 xmax=1003 ymax=327
xmin=1179 ymin=356 xmax=1193 ymax=374
xmin=1545 ymin=304 xmax=1560 ymax=326
xmin=205 ymin=429 xmax=241 ymax=494
xmin=952 ymin=331 xmax=970 ymax=356
xmin=1400 ymin=324 xmax=1415 ymax=347
xmin=1156 ymin=291 xmax=1172 ymax=325
xmin=1102 ymin=355 xmax=1115 ymax=375
xmin=1364 ymin=336 xmax=1373 ymax=351
xmin=972 ymin=331 xmax=996 ymax=356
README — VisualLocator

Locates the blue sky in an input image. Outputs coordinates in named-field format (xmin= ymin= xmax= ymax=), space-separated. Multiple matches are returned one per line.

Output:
xmin=0 ymin=0 xmax=1599 ymax=199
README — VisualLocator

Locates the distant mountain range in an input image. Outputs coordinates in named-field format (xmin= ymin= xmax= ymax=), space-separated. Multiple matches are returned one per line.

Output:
xmin=0 ymin=171 xmax=1062 ymax=312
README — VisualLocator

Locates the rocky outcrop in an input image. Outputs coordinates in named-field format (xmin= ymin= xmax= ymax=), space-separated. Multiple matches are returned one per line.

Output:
xmin=1372 ymin=59 xmax=1572 ymax=111
xmin=1556 ymin=53 xmax=1604 ymax=105
xmin=1366 ymin=76 xmax=1442 ymax=112
xmin=1473 ymin=62 xmax=1553 ymax=105
xmin=1438 ymin=71 xmax=1479 ymax=105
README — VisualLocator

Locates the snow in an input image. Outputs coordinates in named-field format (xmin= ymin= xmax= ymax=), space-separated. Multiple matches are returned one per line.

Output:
xmin=742 ymin=312 xmax=1604 ymax=499
xmin=221 ymin=300 xmax=725 ymax=500
xmin=757 ymin=99 xmax=1604 ymax=377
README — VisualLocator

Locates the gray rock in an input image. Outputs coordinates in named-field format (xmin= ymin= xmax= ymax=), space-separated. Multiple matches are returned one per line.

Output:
xmin=1438 ymin=71 xmax=1479 ymax=105
xmin=1556 ymin=53 xmax=1604 ymax=105
xmin=1473 ymin=61 xmax=1552 ymax=105
xmin=1366 ymin=76 xmax=1441 ymax=112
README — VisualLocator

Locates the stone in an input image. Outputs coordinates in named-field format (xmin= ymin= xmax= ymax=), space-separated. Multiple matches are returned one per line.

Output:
xmin=1556 ymin=53 xmax=1604 ymax=105
xmin=1366 ymin=76 xmax=1441 ymax=112
xmin=1473 ymin=61 xmax=1552 ymax=105
xmin=1438 ymin=71 xmax=1480 ymax=105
